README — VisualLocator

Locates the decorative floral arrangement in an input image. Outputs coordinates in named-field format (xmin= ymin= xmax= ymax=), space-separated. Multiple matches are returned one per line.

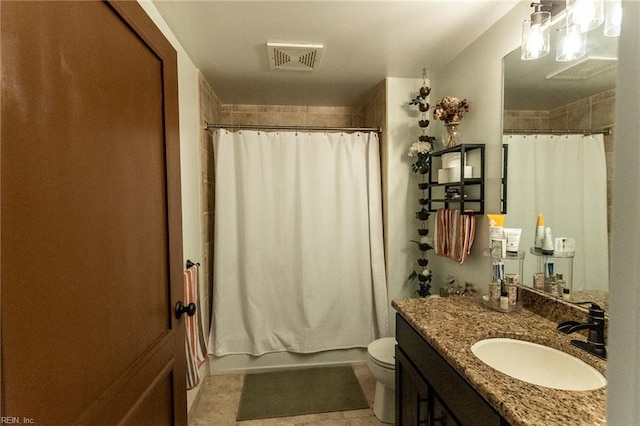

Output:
xmin=432 ymin=96 xmax=470 ymax=123
xmin=408 ymin=237 xmax=434 ymax=297
xmin=407 ymin=141 xmax=432 ymax=173
xmin=406 ymin=69 xmax=435 ymax=297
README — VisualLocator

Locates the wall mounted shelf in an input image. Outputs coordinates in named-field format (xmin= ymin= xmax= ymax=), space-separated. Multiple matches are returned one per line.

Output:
xmin=427 ymin=144 xmax=485 ymax=214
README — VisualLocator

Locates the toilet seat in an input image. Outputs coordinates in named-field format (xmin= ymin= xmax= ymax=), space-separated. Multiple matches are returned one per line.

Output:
xmin=367 ymin=337 xmax=396 ymax=368
xmin=367 ymin=337 xmax=397 ymax=423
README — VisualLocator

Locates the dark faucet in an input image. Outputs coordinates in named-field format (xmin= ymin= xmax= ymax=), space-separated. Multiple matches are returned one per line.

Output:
xmin=557 ymin=302 xmax=607 ymax=360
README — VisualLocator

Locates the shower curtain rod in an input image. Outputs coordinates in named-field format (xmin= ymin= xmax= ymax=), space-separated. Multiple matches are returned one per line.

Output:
xmin=503 ymin=128 xmax=612 ymax=136
xmin=204 ymin=122 xmax=382 ymax=133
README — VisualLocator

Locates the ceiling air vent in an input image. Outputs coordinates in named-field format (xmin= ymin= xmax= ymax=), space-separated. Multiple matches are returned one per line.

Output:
xmin=267 ymin=42 xmax=323 ymax=71
xmin=546 ymin=56 xmax=618 ymax=80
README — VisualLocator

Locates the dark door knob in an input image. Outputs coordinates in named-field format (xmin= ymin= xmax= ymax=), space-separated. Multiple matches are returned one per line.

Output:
xmin=175 ymin=301 xmax=196 ymax=319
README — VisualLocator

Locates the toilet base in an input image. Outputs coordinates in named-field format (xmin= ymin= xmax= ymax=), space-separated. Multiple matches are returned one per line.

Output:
xmin=372 ymin=381 xmax=395 ymax=424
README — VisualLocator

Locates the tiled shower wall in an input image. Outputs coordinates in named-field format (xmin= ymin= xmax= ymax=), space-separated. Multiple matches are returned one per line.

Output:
xmin=217 ymin=104 xmax=364 ymax=128
xmin=503 ymin=88 xmax=616 ymax=132
xmin=503 ymin=88 xmax=616 ymax=231
xmin=198 ymin=72 xmax=221 ymax=328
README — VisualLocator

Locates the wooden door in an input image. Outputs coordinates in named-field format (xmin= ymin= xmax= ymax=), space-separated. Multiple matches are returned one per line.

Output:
xmin=1 ymin=1 xmax=187 ymax=424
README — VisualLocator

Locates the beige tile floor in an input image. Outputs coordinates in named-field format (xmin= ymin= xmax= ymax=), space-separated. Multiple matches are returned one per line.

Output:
xmin=188 ymin=363 xmax=387 ymax=426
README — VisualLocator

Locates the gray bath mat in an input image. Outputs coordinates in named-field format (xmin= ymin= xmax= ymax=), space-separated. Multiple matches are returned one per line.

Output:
xmin=236 ymin=365 xmax=369 ymax=421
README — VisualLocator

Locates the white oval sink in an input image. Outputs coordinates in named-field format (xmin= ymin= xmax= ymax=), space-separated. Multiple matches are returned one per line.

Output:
xmin=471 ymin=338 xmax=606 ymax=391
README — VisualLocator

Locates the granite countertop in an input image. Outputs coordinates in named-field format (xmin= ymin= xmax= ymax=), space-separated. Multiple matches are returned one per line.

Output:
xmin=392 ymin=297 xmax=607 ymax=426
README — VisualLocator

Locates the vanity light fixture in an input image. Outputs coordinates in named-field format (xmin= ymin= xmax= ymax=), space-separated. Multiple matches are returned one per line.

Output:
xmin=521 ymin=2 xmax=552 ymax=60
xmin=556 ymin=25 xmax=587 ymax=61
xmin=566 ymin=0 xmax=604 ymax=33
xmin=521 ymin=0 xmax=621 ymax=62
xmin=603 ymin=0 xmax=622 ymax=37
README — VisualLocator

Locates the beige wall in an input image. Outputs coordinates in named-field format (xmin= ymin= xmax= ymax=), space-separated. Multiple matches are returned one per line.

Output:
xmin=608 ymin=2 xmax=640 ymax=420
xmin=137 ymin=1 xmax=209 ymax=413
xmin=382 ymin=77 xmax=427 ymax=333
xmin=363 ymin=80 xmax=387 ymax=265
xmin=427 ymin=2 xmax=531 ymax=293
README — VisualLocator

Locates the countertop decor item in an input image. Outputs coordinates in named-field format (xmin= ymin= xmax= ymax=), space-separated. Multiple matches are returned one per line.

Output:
xmin=433 ymin=96 xmax=470 ymax=148
xmin=407 ymin=68 xmax=436 ymax=297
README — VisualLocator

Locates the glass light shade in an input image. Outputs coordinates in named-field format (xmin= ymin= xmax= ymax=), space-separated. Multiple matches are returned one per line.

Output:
xmin=604 ymin=0 xmax=622 ymax=37
xmin=521 ymin=11 xmax=551 ymax=60
xmin=567 ymin=0 xmax=604 ymax=33
xmin=556 ymin=26 xmax=587 ymax=62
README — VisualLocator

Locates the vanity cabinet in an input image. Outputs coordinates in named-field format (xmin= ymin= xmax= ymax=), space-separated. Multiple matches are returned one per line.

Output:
xmin=396 ymin=314 xmax=509 ymax=426
xmin=426 ymin=144 xmax=485 ymax=214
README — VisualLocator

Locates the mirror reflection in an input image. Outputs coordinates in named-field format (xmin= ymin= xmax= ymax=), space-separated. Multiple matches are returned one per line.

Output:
xmin=502 ymin=14 xmax=617 ymax=308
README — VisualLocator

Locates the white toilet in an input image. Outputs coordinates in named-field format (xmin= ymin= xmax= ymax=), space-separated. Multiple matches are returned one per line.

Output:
xmin=366 ymin=337 xmax=396 ymax=424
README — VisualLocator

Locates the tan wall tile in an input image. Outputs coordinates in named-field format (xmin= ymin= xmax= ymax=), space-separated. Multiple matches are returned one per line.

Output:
xmin=328 ymin=113 xmax=352 ymax=127
xmin=233 ymin=112 xmax=260 ymax=125
xmin=567 ymin=105 xmax=591 ymax=129
xmin=206 ymin=180 xmax=215 ymax=213
xmin=258 ymin=105 xmax=282 ymax=113
xmin=540 ymin=117 xmax=550 ymax=129
xmin=259 ymin=111 xmax=282 ymax=125
xmin=233 ymin=104 xmax=258 ymax=112
xmin=550 ymin=104 xmax=567 ymax=117
xmin=549 ymin=113 xmax=568 ymax=130
xmin=282 ymin=106 xmax=306 ymax=113
xmin=521 ymin=117 xmax=542 ymax=130
xmin=352 ymin=113 xmax=364 ymax=127
xmin=520 ymin=110 xmax=543 ymax=117
xmin=281 ymin=112 xmax=306 ymax=126
xmin=592 ymin=88 xmax=615 ymax=103
xmin=363 ymin=107 xmax=375 ymax=127
xmin=219 ymin=111 xmax=233 ymax=124
xmin=306 ymin=113 xmax=331 ymax=127
xmin=566 ymin=97 xmax=590 ymax=111
xmin=591 ymin=97 xmax=616 ymax=130
xmin=503 ymin=114 xmax=519 ymax=129
xmin=604 ymin=133 xmax=615 ymax=154
xmin=307 ymin=106 xmax=334 ymax=115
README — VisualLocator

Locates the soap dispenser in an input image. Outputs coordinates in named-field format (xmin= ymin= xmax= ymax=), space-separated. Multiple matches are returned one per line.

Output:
xmin=534 ymin=213 xmax=545 ymax=252
xmin=541 ymin=227 xmax=554 ymax=255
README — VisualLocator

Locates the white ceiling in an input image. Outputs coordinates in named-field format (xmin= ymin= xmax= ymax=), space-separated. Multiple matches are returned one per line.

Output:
xmin=151 ymin=1 xmax=521 ymax=107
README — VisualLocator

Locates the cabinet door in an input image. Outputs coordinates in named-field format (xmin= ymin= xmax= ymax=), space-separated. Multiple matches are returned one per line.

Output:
xmin=396 ymin=347 xmax=429 ymax=425
xmin=396 ymin=314 xmax=506 ymax=426
xmin=433 ymin=396 xmax=462 ymax=426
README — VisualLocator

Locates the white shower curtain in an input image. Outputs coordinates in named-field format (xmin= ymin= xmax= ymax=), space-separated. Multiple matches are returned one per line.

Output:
xmin=504 ymin=134 xmax=609 ymax=292
xmin=209 ymin=130 xmax=389 ymax=356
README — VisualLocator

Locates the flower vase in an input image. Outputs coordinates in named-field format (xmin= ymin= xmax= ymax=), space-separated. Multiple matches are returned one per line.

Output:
xmin=444 ymin=122 xmax=462 ymax=148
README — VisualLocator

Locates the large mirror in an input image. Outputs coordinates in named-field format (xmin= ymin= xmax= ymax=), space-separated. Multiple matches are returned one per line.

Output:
xmin=502 ymin=14 xmax=618 ymax=308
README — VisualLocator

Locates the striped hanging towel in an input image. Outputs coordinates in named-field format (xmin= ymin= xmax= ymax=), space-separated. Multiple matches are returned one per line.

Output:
xmin=187 ymin=265 xmax=208 ymax=366
xmin=184 ymin=270 xmax=199 ymax=390
xmin=184 ymin=264 xmax=207 ymax=390
xmin=434 ymin=208 xmax=476 ymax=264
